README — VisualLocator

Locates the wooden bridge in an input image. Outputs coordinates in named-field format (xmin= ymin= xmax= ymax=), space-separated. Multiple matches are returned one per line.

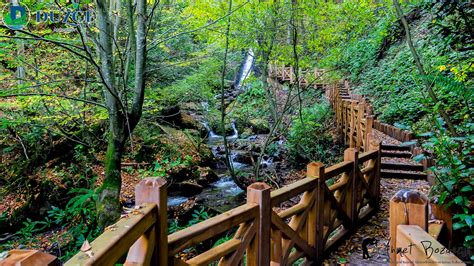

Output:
xmin=3 ymin=65 xmax=465 ymax=266
xmin=267 ymin=62 xmax=326 ymax=90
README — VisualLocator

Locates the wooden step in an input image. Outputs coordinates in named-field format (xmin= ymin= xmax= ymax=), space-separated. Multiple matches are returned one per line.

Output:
xmin=381 ymin=144 xmax=411 ymax=151
xmin=381 ymin=162 xmax=424 ymax=171
xmin=381 ymin=151 xmax=412 ymax=158
xmin=381 ymin=170 xmax=427 ymax=180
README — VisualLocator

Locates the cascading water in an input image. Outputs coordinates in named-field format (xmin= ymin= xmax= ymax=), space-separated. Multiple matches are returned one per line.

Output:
xmin=235 ymin=49 xmax=254 ymax=90
xmin=167 ymin=48 xmax=273 ymax=212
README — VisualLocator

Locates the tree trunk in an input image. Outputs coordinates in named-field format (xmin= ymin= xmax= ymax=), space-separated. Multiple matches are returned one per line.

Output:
xmin=97 ymin=136 xmax=124 ymax=227
xmin=95 ymin=0 xmax=124 ymax=228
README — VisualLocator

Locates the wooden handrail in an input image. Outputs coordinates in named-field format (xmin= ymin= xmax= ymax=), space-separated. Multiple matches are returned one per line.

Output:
xmin=167 ymin=203 xmax=259 ymax=255
xmin=270 ymin=177 xmax=317 ymax=206
xmin=396 ymin=225 xmax=465 ymax=265
xmin=65 ymin=203 xmax=158 ymax=265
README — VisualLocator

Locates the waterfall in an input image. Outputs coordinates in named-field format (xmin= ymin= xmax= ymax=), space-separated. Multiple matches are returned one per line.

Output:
xmin=235 ymin=49 xmax=254 ymax=90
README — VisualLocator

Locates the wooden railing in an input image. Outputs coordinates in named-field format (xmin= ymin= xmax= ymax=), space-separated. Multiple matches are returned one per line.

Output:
xmin=326 ymin=82 xmax=374 ymax=152
xmin=389 ymin=190 xmax=466 ymax=265
xmin=326 ymin=81 xmax=435 ymax=170
xmin=35 ymin=144 xmax=380 ymax=265
xmin=268 ymin=62 xmax=326 ymax=89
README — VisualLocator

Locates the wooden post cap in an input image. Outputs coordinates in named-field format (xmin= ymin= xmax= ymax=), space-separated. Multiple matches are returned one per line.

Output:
xmin=307 ymin=162 xmax=324 ymax=178
xmin=135 ymin=178 xmax=167 ymax=205
xmin=391 ymin=189 xmax=428 ymax=204
xmin=247 ymin=182 xmax=271 ymax=191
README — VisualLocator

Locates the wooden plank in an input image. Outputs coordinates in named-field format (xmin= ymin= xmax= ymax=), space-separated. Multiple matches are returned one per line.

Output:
xmin=220 ymin=222 xmax=257 ymax=265
xmin=277 ymin=202 xmax=307 ymax=219
xmin=270 ymin=212 xmax=316 ymax=258
xmin=358 ymin=150 xmax=378 ymax=163
xmin=323 ymin=186 xmax=352 ymax=228
xmin=65 ymin=203 xmax=157 ymax=266
xmin=270 ymin=178 xmax=317 ymax=206
xmin=168 ymin=204 xmax=258 ymax=255
xmin=397 ymin=225 xmax=465 ymax=265
xmin=324 ymin=227 xmax=349 ymax=251
xmin=324 ymin=161 xmax=353 ymax=179
xmin=428 ymin=221 xmax=445 ymax=240
xmin=1 ymin=250 xmax=58 ymax=266
xmin=271 ymin=229 xmax=282 ymax=264
xmin=185 ymin=239 xmax=241 ymax=265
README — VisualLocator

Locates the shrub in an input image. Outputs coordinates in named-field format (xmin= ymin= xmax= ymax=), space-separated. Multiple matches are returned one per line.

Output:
xmin=286 ymin=101 xmax=338 ymax=167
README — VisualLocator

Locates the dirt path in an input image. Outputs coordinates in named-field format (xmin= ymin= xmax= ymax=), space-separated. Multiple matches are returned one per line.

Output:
xmin=325 ymin=130 xmax=431 ymax=265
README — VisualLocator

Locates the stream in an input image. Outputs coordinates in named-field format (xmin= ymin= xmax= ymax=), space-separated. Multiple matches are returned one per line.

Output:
xmin=167 ymin=49 xmax=264 ymax=212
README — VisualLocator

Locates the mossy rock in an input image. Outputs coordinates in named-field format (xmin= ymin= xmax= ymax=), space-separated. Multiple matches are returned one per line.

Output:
xmin=248 ymin=118 xmax=270 ymax=134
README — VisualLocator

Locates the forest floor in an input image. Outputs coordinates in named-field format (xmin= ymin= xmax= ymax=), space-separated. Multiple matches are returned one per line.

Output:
xmin=326 ymin=129 xmax=431 ymax=265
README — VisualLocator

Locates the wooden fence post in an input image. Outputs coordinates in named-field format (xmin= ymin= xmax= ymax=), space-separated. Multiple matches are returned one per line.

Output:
xmin=369 ymin=139 xmax=381 ymax=206
xmin=355 ymin=103 xmax=362 ymax=148
xmin=247 ymin=182 xmax=271 ymax=266
xmin=349 ymin=101 xmax=356 ymax=148
xmin=389 ymin=190 xmax=428 ymax=266
xmin=314 ymin=162 xmax=327 ymax=264
xmin=365 ymin=116 xmax=374 ymax=152
xmin=307 ymin=162 xmax=325 ymax=254
xmin=344 ymin=148 xmax=359 ymax=226
xmin=125 ymin=178 xmax=168 ymax=266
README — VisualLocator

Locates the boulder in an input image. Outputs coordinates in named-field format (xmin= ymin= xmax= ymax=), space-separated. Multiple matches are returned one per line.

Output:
xmin=169 ymin=181 xmax=203 ymax=197
xmin=248 ymin=118 xmax=270 ymax=134
xmin=196 ymin=167 xmax=219 ymax=186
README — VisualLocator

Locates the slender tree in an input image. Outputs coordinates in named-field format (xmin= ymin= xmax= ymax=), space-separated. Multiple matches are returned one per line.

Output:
xmin=393 ymin=0 xmax=458 ymax=136
xmin=94 ymin=0 xmax=149 ymax=227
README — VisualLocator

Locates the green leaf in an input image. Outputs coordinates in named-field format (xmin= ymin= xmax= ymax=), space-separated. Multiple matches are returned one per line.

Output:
xmin=439 ymin=191 xmax=448 ymax=204
xmin=400 ymin=141 xmax=417 ymax=147
xmin=417 ymin=132 xmax=434 ymax=137
xmin=454 ymin=195 xmax=464 ymax=205
xmin=453 ymin=222 xmax=467 ymax=230
xmin=413 ymin=154 xmax=425 ymax=163
xmin=461 ymin=185 xmax=472 ymax=192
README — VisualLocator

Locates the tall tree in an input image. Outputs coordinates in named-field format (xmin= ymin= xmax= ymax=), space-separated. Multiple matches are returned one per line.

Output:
xmin=94 ymin=0 xmax=149 ymax=227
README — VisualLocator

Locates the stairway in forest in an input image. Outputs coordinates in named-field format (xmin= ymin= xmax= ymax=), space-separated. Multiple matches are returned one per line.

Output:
xmin=337 ymin=80 xmax=428 ymax=180
xmin=379 ymin=143 xmax=427 ymax=180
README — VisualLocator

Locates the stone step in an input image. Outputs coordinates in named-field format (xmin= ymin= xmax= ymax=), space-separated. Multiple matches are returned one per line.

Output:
xmin=381 ymin=144 xmax=411 ymax=151
xmin=381 ymin=170 xmax=427 ymax=180
xmin=381 ymin=162 xmax=424 ymax=171
xmin=381 ymin=151 xmax=412 ymax=158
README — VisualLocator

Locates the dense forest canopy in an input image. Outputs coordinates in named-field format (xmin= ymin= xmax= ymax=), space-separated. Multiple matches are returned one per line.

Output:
xmin=0 ymin=0 xmax=472 ymax=263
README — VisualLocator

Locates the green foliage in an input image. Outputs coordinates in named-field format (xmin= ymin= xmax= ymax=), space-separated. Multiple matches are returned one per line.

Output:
xmin=0 ymin=183 xmax=100 ymax=261
xmin=168 ymin=207 xmax=210 ymax=234
xmin=229 ymin=78 xmax=269 ymax=132
xmin=286 ymin=101 xmax=337 ymax=167
xmin=415 ymin=120 xmax=473 ymax=250
xmin=139 ymin=155 xmax=194 ymax=178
